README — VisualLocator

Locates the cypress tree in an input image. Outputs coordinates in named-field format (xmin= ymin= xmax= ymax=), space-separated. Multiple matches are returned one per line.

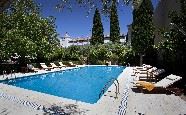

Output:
xmin=110 ymin=0 xmax=120 ymax=43
xmin=91 ymin=8 xmax=104 ymax=45
xmin=131 ymin=0 xmax=154 ymax=65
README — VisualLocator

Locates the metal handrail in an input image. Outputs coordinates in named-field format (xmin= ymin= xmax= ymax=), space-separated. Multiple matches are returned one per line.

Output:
xmin=99 ymin=78 xmax=120 ymax=99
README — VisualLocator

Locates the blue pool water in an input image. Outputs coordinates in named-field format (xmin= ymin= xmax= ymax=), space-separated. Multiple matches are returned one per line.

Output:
xmin=2 ymin=66 xmax=124 ymax=104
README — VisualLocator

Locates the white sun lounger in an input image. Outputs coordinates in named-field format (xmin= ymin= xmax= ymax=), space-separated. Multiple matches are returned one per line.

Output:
xmin=27 ymin=64 xmax=40 ymax=72
xmin=133 ymin=67 xmax=165 ymax=82
xmin=133 ymin=74 xmax=182 ymax=90
xmin=40 ymin=63 xmax=53 ymax=70
xmin=68 ymin=62 xmax=76 ymax=67
xmin=154 ymin=74 xmax=182 ymax=88
xmin=50 ymin=63 xmax=61 ymax=68
xmin=58 ymin=62 xmax=66 ymax=67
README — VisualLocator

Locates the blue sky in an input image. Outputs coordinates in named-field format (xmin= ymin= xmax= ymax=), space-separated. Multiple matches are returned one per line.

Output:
xmin=36 ymin=0 xmax=159 ymax=38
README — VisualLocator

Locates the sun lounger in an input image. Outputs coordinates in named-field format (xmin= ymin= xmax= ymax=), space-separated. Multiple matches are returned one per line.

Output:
xmin=50 ymin=63 xmax=61 ymax=68
xmin=67 ymin=62 xmax=76 ymax=67
xmin=27 ymin=64 xmax=40 ymax=72
xmin=153 ymin=69 xmax=165 ymax=76
xmin=133 ymin=66 xmax=166 ymax=82
xmin=40 ymin=63 xmax=53 ymax=70
xmin=132 ymin=67 xmax=158 ymax=80
xmin=132 ymin=64 xmax=153 ymax=75
xmin=134 ymin=64 xmax=153 ymax=70
xmin=58 ymin=62 xmax=66 ymax=67
xmin=133 ymin=74 xmax=182 ymax=95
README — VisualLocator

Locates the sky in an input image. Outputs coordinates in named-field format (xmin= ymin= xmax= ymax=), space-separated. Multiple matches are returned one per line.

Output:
xmin=36 ymin=0 xmax=159 ymax=38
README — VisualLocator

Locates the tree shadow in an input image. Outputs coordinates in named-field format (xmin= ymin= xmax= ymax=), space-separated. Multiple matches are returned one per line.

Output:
xmin=0 ymin=108 xmax=10 ymax=115
xmin=131 ymin=87 xmax=173 ymax=95
xmin=43 ymin=103 xmax=89 ymax=115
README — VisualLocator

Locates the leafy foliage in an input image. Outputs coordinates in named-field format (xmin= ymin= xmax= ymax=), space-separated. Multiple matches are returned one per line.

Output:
xmin=56 ymin=0 xmax=144 ymax=14
xmin=0 ymin=0 xmax=60 ymax=64
xmin=63 ymin=45 xmax=81 ymax=61
xmin=91 ymin=8 xmax=104 ymax=45
xmin=89 ymin=44 xmax=133 ymax=65
xmin=158 ymin=0 xmax=186 ymax=73
xmin=88 ymin=44 xmax=132 ymax=65
xmin=59 ymin=44 xmax=133 ymax=65
xmin=110 ymin=0 xmax=120 ymax=43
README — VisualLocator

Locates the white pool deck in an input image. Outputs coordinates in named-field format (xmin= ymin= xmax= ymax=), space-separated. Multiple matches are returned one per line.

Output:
xmin=0 ymin=66 xmax=186 ymax=115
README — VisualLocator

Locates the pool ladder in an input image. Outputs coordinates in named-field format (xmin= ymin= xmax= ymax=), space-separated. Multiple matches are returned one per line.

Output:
xmin=99 ymin=78 xmax=119 ymax=99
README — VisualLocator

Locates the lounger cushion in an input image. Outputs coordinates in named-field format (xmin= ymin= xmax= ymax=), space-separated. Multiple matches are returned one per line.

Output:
xmin=153 ymin=69 xmax=165 ymax=76
xmin=166 ymin=74 xmax=181 ymax=80
xmin=148 ymin=67 xmax=157 ymax=72
xmin=136 ymin=81 xmax=155 ymax=91
xmin=155 ymin=74 xmax=182 ymax=88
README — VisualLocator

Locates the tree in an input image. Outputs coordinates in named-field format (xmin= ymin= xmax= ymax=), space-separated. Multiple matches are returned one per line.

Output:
xmin=131 ymin=0 xmax=154 ymax=65
xmin=91 ymin=8 xmax=104 ymax=45
xmin=110 ymin=0 xmax=120 ymax=43
xmin=56 ymin=0 xmax=144 ymax=13
xmin=157 ymin=0 xmax=186 ymax=91
xmin=1 ymin=0 xmax=144 ymax=13
xmin=0 ymin=0 xmax=60 ymax=64
xmin=160 ymin=0 xmax=186 ymax=73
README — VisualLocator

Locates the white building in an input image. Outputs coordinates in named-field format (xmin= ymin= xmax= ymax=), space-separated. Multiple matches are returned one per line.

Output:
xmin=104 ymin=34 xmax=110 ymax=44
xmin=60 ymin=33 xmax=90 ymax=47
xmin=60 ymin=33 xmax=73 ymax=48
xmin=104 ymin=34 xmax=127 ymax=44
xmin=60 ymin=32 xmax=127 ymax=47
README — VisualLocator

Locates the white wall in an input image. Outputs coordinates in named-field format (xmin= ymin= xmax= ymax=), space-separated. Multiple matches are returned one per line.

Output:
xmin=60 ymin=37 xmax=72 ymax=48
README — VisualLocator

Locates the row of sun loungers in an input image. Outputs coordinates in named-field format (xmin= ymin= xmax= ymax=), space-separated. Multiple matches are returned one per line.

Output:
xmin=131 ymin=64 xmax=182 ymax=95
xmin=27 ymin=62 xmax=77 ymax=72
xmin=132 ymin=64 xmax=165 ymax=82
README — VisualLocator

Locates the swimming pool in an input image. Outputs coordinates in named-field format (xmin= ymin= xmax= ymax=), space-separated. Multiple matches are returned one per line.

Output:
xmin=1 ymin=66 xmax=125 ymax=104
